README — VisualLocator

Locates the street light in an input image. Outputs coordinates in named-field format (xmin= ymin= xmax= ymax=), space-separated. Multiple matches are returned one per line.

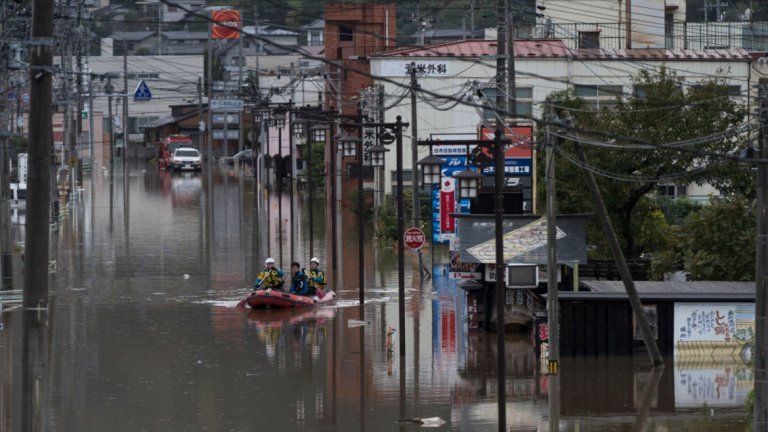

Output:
xmin=416 ymin=154 xmax=446 ymax=186
xmin=367 ymin=144 xmax=389 ymax=168
xmin=340 ymin=136 xmax=359 ymax=159
xmin=453 ymin=169 xmax=482 ymax=199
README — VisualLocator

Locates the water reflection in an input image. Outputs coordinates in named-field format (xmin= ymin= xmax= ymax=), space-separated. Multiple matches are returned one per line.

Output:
xmin=0 ymin=164 xmax=755 ymax=431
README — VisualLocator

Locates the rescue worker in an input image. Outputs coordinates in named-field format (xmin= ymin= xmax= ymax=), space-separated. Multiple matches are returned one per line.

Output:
xmin=289 ymin=262 xmax=310 ymax=296
xmin=254 ymin=257 xmax=285 ymax=290
xmin=307 ymin=257 xmax=326 ymax=297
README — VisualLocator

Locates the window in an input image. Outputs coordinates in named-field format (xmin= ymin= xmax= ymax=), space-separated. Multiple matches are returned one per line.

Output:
xmin=574 ymin=84 xmax=623 ymax=109
xmin=480 ymin=87 xmax=534 ymax=119
xmin=578 ymin=31 xmax=600 ymax=49
xmin=244 ymin=41 xmax=250 ymax=48
xmin=167 ymin=6 xmax=177 ymax=13
xmin=339 ymin=24 xmax=353 ymax=42
xmin=657 ymin=184 xmax=687 ymax=198
xmin=310 ymin=32 xmax=321 ymax=46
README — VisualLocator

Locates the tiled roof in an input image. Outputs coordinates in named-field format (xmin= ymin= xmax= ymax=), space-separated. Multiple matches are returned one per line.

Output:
xmin=377 ymin=39 xmax=569 ymax=58
xmin=375 ymin=39 xmax=752 ymax=60
xmin=571 ymin=47 xmax=752 ymax=60
xmin=109 ymin=31 xmax=155 ymax=42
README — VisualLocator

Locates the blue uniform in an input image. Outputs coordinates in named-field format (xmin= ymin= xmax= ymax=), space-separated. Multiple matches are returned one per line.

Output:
xmin=290 ymin=270 xmax=310 ymax=296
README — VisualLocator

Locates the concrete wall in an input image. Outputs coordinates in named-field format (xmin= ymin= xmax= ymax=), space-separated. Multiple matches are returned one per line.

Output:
xmin=371 ymin=55 xmax=749 ymax=199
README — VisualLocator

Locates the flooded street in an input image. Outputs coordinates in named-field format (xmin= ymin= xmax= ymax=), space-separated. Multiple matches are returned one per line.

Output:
xmin=0 ymin=162 xmax=752 ymax=431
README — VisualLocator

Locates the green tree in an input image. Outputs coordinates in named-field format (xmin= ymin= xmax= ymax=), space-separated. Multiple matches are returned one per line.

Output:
xmin=545 ymin=67 xmax=748 ymax=259
xmin=677 ymin=195 xmax=755 ymax=281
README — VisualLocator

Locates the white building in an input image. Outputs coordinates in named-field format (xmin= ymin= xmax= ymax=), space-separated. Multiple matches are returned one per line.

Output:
xmin=370 ymin=39 xmax=751 ymax=203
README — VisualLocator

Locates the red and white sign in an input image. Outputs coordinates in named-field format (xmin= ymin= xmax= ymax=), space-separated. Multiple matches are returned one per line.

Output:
xmin=439 ymin=177 xmax=456 ymax=234
xmin=404 ymin=227 xmax=426 ymax=250
xmin=211 ymin=10 xmax=241 ymax=39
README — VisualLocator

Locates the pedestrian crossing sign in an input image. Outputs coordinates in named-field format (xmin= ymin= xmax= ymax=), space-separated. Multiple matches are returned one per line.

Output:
xmin=134 ymin=80 xmax=152 ymax=101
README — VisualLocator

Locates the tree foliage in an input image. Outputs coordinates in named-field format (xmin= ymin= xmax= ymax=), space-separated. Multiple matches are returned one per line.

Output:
xmin=677 ymin=196 xmax=755 ymax=280
xmin=544 ymin=67 xmax=749 ymax=260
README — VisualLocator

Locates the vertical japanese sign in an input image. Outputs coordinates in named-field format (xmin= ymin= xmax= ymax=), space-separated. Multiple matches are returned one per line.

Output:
xmin=439 ymin=177 xmax=456 ymax=234
xmin=360 ymin=86 xmax=378 ymax=166
xmin=211 ymin=10 xmax=241 ymax=39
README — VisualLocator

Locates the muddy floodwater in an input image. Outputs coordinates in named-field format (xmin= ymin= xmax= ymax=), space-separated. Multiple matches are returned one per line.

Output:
xmin=0 ymin=163 xmax=753 ymax=431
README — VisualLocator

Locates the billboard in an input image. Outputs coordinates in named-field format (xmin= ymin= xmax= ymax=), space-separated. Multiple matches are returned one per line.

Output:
xmin=211 ymin=10 xmax=241 ymax=39
xmin=674 ymin=303 xmax=755 ymax=362
xmin=457 ymin=215 xmax=587 ymax=265
xmin=478 ymin=126 xmax=533 ymax=177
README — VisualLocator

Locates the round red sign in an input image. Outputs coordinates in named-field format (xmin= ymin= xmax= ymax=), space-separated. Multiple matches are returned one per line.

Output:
xmin=404 ymin=227 xmax=426 ymax=250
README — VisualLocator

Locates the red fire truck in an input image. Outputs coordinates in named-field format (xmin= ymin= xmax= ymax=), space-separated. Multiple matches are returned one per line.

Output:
xmin=157 ymin=134 xmax=194 ymax=169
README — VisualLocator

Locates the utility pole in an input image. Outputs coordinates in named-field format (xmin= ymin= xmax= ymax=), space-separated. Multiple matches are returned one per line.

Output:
xmin=75 ymin=0 xmax=84 ymax=187
xmin=495 ymin=1 xmax=508 ymax=430
xmin=409 ymin=64 xmax=424 ymax=279
xmin=507 ymin=0 xmax=516 ymax=118
xmin=123 ymin=40 xmax=128 ymax=164
xmin=754 ymin=77 xmax=768 ymax=432
xmin=290 ymin=64 xmax=296 ymax=264
xmin=564 ymin=112 xmax=664 ymax=367
xmin=409 ymin=63 xmax=420 ymax=243
xmin=0 ymin=13 xmax=12 ymax=290
xmin=545 ymin=113 xmax=560 ymax=432
xmin=23 ymin=0 xmax=54 ymax=430
xmin=626 ymin=0 xmax=632 ymax=48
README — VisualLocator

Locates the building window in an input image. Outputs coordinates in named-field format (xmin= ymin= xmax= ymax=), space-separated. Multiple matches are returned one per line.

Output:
xmin=310 ymin=32 xmax=321 ymax=46
xmin=480 ymin=87 xmax=534 ymax=119
xmin=339 ymin=24 xmax=353 ymax=42
xmin=574 ymin=84 xmax=623 ymax=109
xmin=658 ymin=184 xmax=687 ymax=198
xmin=244 ymin=41 xmax=250 ymax=48
xmin=578 ymin=31 xmax=600 ymax=49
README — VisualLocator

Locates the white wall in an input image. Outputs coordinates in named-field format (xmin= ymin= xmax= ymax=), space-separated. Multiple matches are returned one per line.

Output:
xmin=86 ymin=55 xmax=204 ymax=131
xmin=371 ymin=54 xmax=750 ymax=198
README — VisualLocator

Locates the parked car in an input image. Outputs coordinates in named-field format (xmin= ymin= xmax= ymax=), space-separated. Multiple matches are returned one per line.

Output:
xmin=170 ymin=147 xmax=202 ymax=171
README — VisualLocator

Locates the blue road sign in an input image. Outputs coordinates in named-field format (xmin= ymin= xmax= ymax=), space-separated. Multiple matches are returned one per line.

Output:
xmin=134 ymin=80 xmax=152 ymax=101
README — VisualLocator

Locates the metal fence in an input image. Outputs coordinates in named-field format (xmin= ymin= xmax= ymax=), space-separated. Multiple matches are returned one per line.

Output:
xmin=526 ymin=21 xmax=768 ymax=52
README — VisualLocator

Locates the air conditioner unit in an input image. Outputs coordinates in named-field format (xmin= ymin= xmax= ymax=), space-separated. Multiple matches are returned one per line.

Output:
xmin=758 ymin=57 xmax=768 ymax=66
xmin=506 ymin=264 xmax=538 ymax=289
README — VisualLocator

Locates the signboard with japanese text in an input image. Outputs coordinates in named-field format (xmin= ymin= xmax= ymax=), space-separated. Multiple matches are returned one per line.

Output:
xmin=380 ymin=60 xmax=451 ymax=77
xmin=429 ymin=133 xmax=475 ymax=244
xmin=478 ymin=126 xmax=533 ymax=177
xmin=211 ymin=10 xmax=241 ymax=39
xmin=674 ymin=303 xmax=755 ymax=361
xmin=211 ymin=99 xmax=244 ymax=112
xmin=439 ymin=177 xmax=456 ymax=235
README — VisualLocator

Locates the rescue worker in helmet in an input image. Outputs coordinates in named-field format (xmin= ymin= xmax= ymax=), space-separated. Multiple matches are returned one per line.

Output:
xmin=254 ymin=258 xmax=285 ymax=290
xmin=307 ymin=257 xmax=326 ymax=298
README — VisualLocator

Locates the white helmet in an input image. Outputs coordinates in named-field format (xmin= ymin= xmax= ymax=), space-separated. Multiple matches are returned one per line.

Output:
xmin=310 ymin=257 xmax=320 ymax=264
xmin=265 ymin=257 xmax=275 ymax=264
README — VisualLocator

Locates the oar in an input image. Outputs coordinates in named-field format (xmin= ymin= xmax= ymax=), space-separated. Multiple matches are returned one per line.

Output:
xmin=236 ymin=281 xmax=262 ymax=308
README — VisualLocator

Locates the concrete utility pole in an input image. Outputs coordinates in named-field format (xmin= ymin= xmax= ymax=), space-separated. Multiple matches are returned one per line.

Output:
xmin=495 ymin=1 xmax=508 ymax=431
xmin=23 ymin=0 xmax=54 ymax=430
xmin=123 ymin=40 xmax=128 ymax=164
xmin=545 ymin=114 xmax=560 ymax=432
xmin=754 ymin=77 xmax=768 ymax=432
xmin=564 ymin=112 xmax=664 ymax=367
xmin=0 ymin=11 xmax=13 ymax=291
xmin=409 ymin=63 xmax=420 ymax=227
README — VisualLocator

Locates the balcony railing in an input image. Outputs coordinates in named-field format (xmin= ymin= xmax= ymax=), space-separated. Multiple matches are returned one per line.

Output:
xmin=525 ymin=20 xmax=768 ymax=52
